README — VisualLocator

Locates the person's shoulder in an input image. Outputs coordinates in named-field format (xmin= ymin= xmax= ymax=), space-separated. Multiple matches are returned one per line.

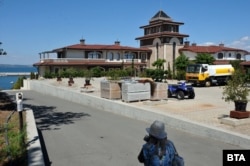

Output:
xmin=166 ymin=140 xmax=175 ymax=149
xmin=167 ymin=139 xmax=174 ymax=145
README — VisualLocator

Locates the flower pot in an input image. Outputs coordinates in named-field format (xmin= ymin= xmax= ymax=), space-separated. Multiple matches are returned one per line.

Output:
xmin=57 ymin=77 xmax=62 ymax=81
xmin=234 ymin=101 xmax=248 ymax=112
xmin=85 ymin=79 xmax=91 ymax=86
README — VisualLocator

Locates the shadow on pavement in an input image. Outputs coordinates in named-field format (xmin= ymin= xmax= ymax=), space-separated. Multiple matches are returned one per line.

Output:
xmin=24 ymin=104 xmax=90 ymax=131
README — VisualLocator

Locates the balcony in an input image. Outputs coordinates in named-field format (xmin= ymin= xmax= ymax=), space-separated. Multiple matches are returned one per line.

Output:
xmin=37 ymin=58 xmax=147 ymax=66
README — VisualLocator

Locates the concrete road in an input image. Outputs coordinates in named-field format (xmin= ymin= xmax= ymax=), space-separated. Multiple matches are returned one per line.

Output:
xmin=7 ymin=90 xmax=241 ymax=166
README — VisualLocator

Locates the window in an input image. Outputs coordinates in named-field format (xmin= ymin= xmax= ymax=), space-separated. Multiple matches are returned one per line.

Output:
xmin=88 ymin=51 xmax=101 ymax=59
xmin=141 ymin=53 xmax=147 ymax=61
xmin=236 ymin=53 xmax=241 ymax=60
xmin=228 ymin=53 xmax=231 ymax=57
xmin=114 ymin=53 xmax=120 ymax=60
xmin=218 ymin=53 xmax=223 ymax=59
xmin=107 ymin=52 xmax=113 ymax=60
xmin=124 ymin=52 xmax=134 ymax=59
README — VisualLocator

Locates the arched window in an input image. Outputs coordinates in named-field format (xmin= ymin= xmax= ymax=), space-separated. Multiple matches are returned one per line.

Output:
xmin=107 ymin=52 xmax=114 ymax=61
xmin=124 ymin=52 xmax=134 ymax=59
xmin=114 ymin=53 xmax=120 ymax=60
xmin=217 ymin=53 xmax=223 ymax=59
xmin=88 ymin=51 xmax=101 ymax=59
xmin=236 ymin=53 xmax=241 ymax=60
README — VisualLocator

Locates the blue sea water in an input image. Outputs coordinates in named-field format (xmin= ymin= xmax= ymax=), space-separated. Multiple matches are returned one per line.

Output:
xmin=0 ymin=64 xmax=37 ymax=90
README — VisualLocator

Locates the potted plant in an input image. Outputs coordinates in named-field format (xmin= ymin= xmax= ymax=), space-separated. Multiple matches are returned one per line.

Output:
xmin=84 ymin=69 xmax=93 ymax=86
xmin=222 ymin=69 xmax=249 ymax=112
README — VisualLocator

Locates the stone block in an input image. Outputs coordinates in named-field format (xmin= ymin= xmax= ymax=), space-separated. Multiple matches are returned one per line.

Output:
xmin=121 ymin=82 xmax=151 ymax=102
xmin=100 ymin=81 xmax=121 ymax=99
xmin=122 ymin=82 xmax=150 ymax=93
xmin=151 ymin=82 xmax=167 ymax=100
xmin=122 ymin=91 xmax=150 ymax=102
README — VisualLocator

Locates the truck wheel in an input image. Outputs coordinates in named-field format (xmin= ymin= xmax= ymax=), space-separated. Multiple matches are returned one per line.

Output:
xmin=176 ymin=91 xmax=185 ymax=100
xmin=205 ymin=80 xmax=211 ymax=87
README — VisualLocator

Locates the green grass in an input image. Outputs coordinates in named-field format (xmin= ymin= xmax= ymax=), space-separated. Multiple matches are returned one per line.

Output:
xmin=0 ymin=111 xmax=27 ymax=166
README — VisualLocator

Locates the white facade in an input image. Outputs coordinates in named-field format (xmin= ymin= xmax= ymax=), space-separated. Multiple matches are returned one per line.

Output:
xmin=182 ymin=50 xmax=246 ymax=61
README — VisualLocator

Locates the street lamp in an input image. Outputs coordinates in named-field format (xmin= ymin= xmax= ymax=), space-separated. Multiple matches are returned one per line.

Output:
xmin=0 ymin=42 xmax=7 ymax=55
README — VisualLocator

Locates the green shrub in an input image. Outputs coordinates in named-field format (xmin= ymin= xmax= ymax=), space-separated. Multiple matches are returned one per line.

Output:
xmin=12 ymin=76 xmax=26 ymax=89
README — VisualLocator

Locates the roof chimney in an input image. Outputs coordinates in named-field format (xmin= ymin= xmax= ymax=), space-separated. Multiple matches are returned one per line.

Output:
xmin=191 ymin=43 xmax=197 ymax=46
xmin=80 ymin=39 xmax=85 ymax=45
xmin=114 ymin=40 xmax=120 ymax=45
xmin=219 ymin=43 xmax=224 ymax=47
xmin=184 ymin=41 xmax=190 ymax=48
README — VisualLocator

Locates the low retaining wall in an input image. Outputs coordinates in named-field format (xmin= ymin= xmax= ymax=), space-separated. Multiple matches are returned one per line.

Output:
xmin=29 ymin=80 xmax=250 ymax=148
xmin=26 ymin=109 xmax=45 ymax=166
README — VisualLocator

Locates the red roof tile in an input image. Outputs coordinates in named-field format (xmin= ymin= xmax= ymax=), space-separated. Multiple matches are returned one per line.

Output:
xmin=179 ymin=45 xmax=249 ymax=54
xmin=240 ymin=61 xmax=250 ymax=65
xmin=53 ymin=44 xmax=151 ymax=52
xmin=136 ymin=32 xmax=189 ymax=40
xmin=213 ymin=60 xmax=231 ymax=65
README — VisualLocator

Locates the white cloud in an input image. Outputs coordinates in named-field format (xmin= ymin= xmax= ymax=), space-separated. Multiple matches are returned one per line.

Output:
xmin=199 ymin=42 xmax=216 ymax=46
xmin=228 ymin=36 xmax=250 ymax=52
xmin=240 ymin=36 xmax=250 ymax=41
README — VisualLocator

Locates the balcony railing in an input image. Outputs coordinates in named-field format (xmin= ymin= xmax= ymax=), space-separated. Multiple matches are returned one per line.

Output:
xmin=40 ymin=58 xmax=147 ymax=63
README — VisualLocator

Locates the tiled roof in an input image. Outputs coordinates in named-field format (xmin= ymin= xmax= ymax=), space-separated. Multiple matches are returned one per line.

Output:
xmin=53 ymin=44 xmax=151 ymax=52
xmin=136 ymin=32 xmax=189 ymax=40
xmin=179 ymin=45 xmax=249 ymax=54
xmin=213 ymin=60 xmax=231 ymax=65
xmin=240 ymin=61 xmax=250 ymax=65
xmin=151 ymin=10 xmax=171 ymax=20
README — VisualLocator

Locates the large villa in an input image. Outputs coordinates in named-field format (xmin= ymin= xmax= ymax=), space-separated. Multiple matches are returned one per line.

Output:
xmin=33 ymin=10 xmax=250 ymax=76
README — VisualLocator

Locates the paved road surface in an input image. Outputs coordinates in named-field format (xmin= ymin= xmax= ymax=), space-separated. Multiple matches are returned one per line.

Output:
xmin=7 ymin=90 xmax=241 ymax=166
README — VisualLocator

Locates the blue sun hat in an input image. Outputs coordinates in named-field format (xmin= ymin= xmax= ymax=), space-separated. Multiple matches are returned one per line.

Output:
xmin=146 ymin=120 xmax=167 ymax=139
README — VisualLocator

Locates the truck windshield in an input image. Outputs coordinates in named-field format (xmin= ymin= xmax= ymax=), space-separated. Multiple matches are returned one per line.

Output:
xmin=186 ymin=65 xmax=201 ymax=73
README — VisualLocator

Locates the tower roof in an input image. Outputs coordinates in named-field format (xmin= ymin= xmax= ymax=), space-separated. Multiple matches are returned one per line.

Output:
xmin=150 ymin=10 xmax=172 ymax=22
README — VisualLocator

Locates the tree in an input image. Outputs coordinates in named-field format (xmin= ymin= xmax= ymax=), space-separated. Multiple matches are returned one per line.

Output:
xmin=174 ymin=53 xmax=190 ymax=80
xmin=152 ymin=59 xmax=166 ymax=69
xmin=230 ymin=60 xmax=243 ymax=70
xmin=195 ymin=53 xmax=215 ymax=64
xmin=175 ymin=53 xmax=189 ymax=71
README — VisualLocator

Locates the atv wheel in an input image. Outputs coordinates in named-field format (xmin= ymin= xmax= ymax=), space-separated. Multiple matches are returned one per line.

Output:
xmin=168 ymin=89 xmax=172 ymax=98
xmin=176 ymin=91 xmax=185 ymax=100
xmin=188 ymin=92 xmax=195 ymax=99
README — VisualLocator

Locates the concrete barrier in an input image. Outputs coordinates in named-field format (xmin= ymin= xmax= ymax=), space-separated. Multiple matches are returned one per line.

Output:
xmin=29 ymin=80 xmax=250 ymax=148
xmin=26 ymin=109 xmax=45 ymax=166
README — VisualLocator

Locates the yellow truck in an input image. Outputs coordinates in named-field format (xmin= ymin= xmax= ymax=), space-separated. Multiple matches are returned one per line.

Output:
xmin=186 ymin=64 xmax=234 ymax=86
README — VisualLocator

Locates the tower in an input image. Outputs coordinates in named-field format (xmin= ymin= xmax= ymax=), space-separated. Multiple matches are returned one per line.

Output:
xmin=136 ymin=10 xmax=189 ymax=73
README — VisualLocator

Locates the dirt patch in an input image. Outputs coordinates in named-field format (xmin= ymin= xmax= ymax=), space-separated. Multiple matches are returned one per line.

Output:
xmin=199 ymin=104 xmax=214 ymax=108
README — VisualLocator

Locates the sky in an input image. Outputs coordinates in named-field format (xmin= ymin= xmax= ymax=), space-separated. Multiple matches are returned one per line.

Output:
xmin=0 ymin=0 xmax=250 ymax=65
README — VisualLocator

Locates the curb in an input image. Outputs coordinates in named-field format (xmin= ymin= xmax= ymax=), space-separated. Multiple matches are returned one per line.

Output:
xmin=26 ymin=109 xmax=45 ymax=166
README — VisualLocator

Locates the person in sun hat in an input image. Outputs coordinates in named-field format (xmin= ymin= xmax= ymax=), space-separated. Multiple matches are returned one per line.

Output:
xmin=138 ymin=120 xmax=176 ymax=166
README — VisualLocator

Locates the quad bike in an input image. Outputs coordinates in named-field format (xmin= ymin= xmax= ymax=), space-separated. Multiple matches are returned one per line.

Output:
xmin=168 ymin=81 xmax=195 ymax=100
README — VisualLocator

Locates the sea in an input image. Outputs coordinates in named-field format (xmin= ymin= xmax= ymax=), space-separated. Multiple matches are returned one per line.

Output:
xmin=0 ymin=64 xmax=37 ymax=90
